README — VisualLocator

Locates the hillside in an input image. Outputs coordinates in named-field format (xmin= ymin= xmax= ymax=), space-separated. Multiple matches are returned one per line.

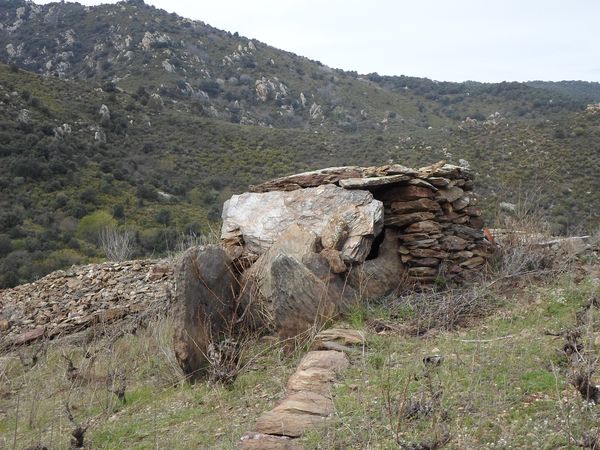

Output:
xmin=0 ymin=0 xmax=596 ymax=131
xmin=1 ymin=240 xmax=600 ymax=448
xmin=0 ymin=0 xmax=600 ymax=289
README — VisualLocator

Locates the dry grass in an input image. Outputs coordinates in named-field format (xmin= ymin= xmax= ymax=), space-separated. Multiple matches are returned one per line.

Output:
xmin=3 ymin=194 xmax=600 ymax=449
xmin=302 ymin=274 xmax=600 ymax=449
xmin=0 ymin=311 xmax=301 ymax=449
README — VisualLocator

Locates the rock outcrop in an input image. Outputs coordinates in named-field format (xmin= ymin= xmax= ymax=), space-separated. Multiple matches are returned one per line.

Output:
xmin=172 ymin=245 xmax=240 ymax=382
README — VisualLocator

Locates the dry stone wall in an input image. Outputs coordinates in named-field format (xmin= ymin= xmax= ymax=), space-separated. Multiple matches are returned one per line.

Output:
xmin=222 ymin=161 xmax=493 ymax=287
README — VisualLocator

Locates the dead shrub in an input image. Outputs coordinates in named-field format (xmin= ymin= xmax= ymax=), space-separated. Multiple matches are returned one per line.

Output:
xmin=206 ymin=337 xmax=244 ymax=385
xmin=380 ymin=350 xmax=451 ymax=449
xmin=99 ymin=227 xmax=135 ymax=261
xmin=571 ymin=369 xmax=600 ymax=403
xmin=491 ymin=187 xmax=582 ymax=278
xmin=373 ymin=287 xmax=498 ymax=336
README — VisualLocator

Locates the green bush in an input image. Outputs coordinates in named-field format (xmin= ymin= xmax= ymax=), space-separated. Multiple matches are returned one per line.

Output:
xmin=76 ymin=210 xmax=116 ymax=243
xmin=0 ymin=234 xmax=12 ymax=256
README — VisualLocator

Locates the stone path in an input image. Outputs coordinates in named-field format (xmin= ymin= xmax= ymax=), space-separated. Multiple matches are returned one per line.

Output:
xmin=239 ymin=328 xmax=364 ymax=449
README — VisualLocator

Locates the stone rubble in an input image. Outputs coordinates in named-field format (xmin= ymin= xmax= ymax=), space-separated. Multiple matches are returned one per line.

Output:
xmin=0 ymin=259 xmax=174 ymax=349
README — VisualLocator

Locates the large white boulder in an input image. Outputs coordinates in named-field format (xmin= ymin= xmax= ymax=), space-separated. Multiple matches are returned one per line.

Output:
xmin=221 ymin=184 xmax=383 ymax=264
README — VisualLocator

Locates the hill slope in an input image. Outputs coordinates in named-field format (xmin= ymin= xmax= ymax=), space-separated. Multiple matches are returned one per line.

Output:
xmin=2 ymin=259 xmax=600 ymax=448
xmin=0 ymin=0 xmax=600 ymax=288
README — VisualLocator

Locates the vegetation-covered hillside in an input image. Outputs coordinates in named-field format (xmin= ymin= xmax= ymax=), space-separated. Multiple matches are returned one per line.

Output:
xmin=0 ymin=0 xmax=600 ymax=288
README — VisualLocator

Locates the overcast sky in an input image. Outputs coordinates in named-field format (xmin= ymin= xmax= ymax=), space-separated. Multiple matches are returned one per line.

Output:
xmin=35 ymin=0 xmax=600 ymax=82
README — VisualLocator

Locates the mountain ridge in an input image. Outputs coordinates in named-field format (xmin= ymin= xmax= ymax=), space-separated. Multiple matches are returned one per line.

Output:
xmin=0 ymin=0 xmax=599 ymax=289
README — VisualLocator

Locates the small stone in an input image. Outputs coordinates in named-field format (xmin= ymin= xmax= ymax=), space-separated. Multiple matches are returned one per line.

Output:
xmin=380 ymin=185 xmax=436 ymax=202
xmin=388 ymin=198 xmax=442 ymax=214
xmin=469 ymin=216 xmax=485 ymax=229
xmin=464 ymin=206 xmax=482 ymax=217
xmin=452 ymin=215 xmax=470 ymax=224
xmin=407 ymin=257 xmax=440 ymax=267
xmin=452 ymin=196 xmax=470 ymax=210
xmin=385 ymin=211 xmax=436 ymax=227
xmin=460 ymin=256 xmax=485 ymax=269
xmin=338 ymin=174 xmax=411 ymax=189
xmin=255 ymin=390 xmax=334 ymax=437
xmin=315 ymin=329 xmax=365 ymax=346
xmin=407 ymin=267 xmax=438 ymax=278
xmin=409 ymin=248 xmax=448 ymax=259
xmin=320 ymin=248 xmax=347 ymax=274
xmin=427 ymin=177 xmax=451 ymax=188
xmin=441 ymin=236 xmax=469 ymax=251
xmin=14 ymin=327 xmax=45 ymax=345
xmin=436 ymin=186 xmax=464 ymax=203
xmin=404 ymin=220 xmax=443 ymax=234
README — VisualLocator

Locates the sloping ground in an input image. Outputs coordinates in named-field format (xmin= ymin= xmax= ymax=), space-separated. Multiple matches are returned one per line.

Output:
xmin=2 ymin=269 xmax=600 ymax=449
xmin=0 ymin=259 xmax=174 ymax=349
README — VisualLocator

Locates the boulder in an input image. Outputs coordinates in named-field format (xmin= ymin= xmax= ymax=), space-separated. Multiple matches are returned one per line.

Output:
xmin=347 ymin=229 xmax=404 ymax=300
xmin=221 ymin=184 xmax=383 ymax=264
xmin=236 ymin=224 xmax=319 ymax=329
xmin=173 ymin=245 xmax=239 ymax=382
xmin=270 ymin=254 xmax=356 ymax=340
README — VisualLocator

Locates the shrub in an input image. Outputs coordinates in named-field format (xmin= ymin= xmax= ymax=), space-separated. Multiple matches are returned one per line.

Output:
xmin=0 ymin=211 xmax=23 ymax=231
xmin=0 ymin=234 xmax=12 ymax=256
xmin=136 ymin=184 xmax=158 ymax=201
xmin=112 ymin=204 xmax=125 ymax=219
xmin=198 ymin=80 xmax=221 ymax=97
xmin=99 ymin=227 xmax=135 ymax=261
xmin=76 ymin=210 xmax=116 ymax=243
xmin=79 ymin=189 xmax=97 ymax=204
xmin=155 ymin=209 xmax=171 ymax=226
